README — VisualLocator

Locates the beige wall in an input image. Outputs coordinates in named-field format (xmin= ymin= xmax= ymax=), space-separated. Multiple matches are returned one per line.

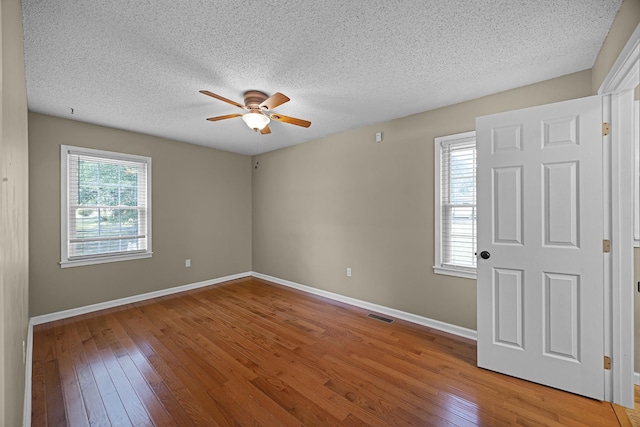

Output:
xmin=1 ymin=0 xmax=30 ymax=424
xmin=252 ymin=70 xmax=593 ymax=330
xmin=592 ymin=0 xmax=640 ymax=93
xmin=29 ymin=113 xmax=252 ymax=316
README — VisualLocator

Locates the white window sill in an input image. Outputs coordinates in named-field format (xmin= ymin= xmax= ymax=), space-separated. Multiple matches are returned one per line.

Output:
xmin=60 ymin=252 xmax=153 ymax=268
xmin=433 ymin=266 xmax=477 ymax=280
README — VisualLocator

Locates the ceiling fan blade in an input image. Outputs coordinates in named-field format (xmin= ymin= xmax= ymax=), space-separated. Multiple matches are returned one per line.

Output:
xmin=260 ymin=92 xmax=290 ymax=110
xmin=200 ymin=90 xmax=247 ymax=110
xmin=206 ymin=113 xmax=242 ymax=122
xmin=270 ymin=113 xmax=311 ymax=128
xmin=260 ymin=125 xmax=272 ymax=135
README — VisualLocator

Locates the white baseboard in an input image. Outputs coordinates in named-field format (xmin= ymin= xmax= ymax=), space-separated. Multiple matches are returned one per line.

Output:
xmin=635 ymin=371 xmax=640 ymax=386
xmin=251 ymin=271 xmax=478 ymax=341
xmin=23 ymin=321 xmax=33 ymax=427
xmin=30 ymin=271 xmax=252 ymax=325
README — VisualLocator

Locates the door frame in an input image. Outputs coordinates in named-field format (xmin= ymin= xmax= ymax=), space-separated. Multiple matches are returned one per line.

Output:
xmin=598 ymin=22 xmax=640 ymax=408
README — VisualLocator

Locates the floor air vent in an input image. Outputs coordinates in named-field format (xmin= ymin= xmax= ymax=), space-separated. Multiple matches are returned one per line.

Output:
xmin=367 ymin=313 xmax=394 ymax=323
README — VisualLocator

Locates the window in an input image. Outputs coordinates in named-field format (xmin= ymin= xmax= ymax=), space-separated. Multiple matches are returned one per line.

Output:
xmin=61 ymin=145 xmax=152 ymax=268
xmin=434 ymin=131 xmax=477 ymax=279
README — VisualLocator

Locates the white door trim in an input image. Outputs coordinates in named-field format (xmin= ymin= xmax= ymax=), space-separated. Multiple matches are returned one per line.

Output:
xmin=599 ymin=24 xmax=640 ymax=96
xmin=598 ymin=22 xmax=640 ymax=408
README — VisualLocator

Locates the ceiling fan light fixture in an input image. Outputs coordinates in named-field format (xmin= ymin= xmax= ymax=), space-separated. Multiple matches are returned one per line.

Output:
xmin=242 ymin=111 xmax=270 ymax=131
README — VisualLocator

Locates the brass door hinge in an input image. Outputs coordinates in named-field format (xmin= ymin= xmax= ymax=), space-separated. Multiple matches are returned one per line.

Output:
xmin=603 ymin=239 xmax=611 ymax=253
xmin=604 ymin=356 xmax=612 ymax=370
xmin=602 ymin=122 xmax=610 ymax=136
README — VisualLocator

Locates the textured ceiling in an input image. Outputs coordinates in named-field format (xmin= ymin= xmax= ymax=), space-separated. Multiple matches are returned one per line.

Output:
xmin=22 ymin=1 xmax=622 ymax=155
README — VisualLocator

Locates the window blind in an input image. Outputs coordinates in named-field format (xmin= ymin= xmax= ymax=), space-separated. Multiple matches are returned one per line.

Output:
xmin=441 ymin=139 xmax=477 ymax=269
xmin=66 ymin=150 xmax=149 ymax=260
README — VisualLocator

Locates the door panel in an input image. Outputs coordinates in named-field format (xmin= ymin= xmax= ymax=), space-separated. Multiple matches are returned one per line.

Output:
xmin=543 ymin=162 xmax=579 ymax=247
xmin=493 ymin=166 xmax=524 ymax=244
xmin=543 ymin=272 xmax=580 ymax=360
xmin=477 ymin=95 xmax=603 ymax=400
xmin=494 ymin=268 xmax=524 ymax=348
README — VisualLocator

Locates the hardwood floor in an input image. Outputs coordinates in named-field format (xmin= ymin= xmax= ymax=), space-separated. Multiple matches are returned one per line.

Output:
xmin=32 ymin=277 xmax=624 ymax=426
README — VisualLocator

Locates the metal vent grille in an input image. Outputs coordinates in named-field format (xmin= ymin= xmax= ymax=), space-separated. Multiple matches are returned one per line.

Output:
xmin=367 ymin=313 xmax=394 ymax=323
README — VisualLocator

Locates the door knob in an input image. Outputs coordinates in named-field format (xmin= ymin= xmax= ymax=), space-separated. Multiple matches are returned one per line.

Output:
xmin=480 ymin=251 xmax=491 ymax=259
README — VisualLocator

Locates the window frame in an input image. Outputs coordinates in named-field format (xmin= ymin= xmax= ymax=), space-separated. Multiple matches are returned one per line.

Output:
xmin=434 ymin=130 xmax=477 ymax=279
xmin=60 ymin=145 xmax=153 ymax=268
xmin=634 ymin=99 xmax=639 ymax=247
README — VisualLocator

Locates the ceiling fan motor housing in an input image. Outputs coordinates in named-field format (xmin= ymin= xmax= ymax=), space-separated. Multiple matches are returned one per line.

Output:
xmin=244 ymin=91 xmax=269 ymax=109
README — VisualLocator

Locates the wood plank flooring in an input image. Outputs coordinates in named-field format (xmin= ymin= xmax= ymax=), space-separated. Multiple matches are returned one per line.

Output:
xmin=32 ymin=277 xmax=624 ymax=426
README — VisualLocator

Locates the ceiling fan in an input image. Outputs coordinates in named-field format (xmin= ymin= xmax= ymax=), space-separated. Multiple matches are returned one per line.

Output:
xmin=200 ymin=90 xmax=311 ymax=135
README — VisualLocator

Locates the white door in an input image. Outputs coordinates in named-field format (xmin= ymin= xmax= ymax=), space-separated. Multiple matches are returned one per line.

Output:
xmin=476 ymin=95 xmax=604 ymax=400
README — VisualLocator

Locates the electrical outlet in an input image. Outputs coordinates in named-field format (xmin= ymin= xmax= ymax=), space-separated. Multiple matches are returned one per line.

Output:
xmin=346 ymin=267 xmax=352 ymax=277
xmin=185 ymin=259 xmax=191 ymax=268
